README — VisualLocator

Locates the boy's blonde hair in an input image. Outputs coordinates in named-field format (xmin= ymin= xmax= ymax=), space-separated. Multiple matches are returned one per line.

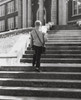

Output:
xmin=35 ymin=20 xmax=42 ymax=27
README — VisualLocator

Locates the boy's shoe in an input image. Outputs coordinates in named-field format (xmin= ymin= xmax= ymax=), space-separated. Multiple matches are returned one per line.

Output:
xmin=35 ymin=67 xmax=41 ymax=72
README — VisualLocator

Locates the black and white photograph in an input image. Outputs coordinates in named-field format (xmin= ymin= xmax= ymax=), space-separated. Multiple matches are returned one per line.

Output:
xmin=0 ymin=0 xmax=81 ymax=100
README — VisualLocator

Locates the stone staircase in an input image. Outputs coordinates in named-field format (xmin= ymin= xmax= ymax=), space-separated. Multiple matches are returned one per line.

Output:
xmin=21 ymin=30 xmax=81 ymax=64
xmin=0 ymin=30 xmax=81 ymax=99
xmin=51 ymin=25 xmax=81 ymax=30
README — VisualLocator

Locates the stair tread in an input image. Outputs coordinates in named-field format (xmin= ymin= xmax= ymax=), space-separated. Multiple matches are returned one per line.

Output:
xmin=48 ymin=39 xmax=81 ymax=41
xmin=0 ymin=71 xmax=81 ymax=75
xmin=0 ymin=78 xmax=81 ymax=83
xmin=26 ymin=50 xmax=81 ymax=51
xmin=0 ymin=96 xmax=79 ymax=100
xmin=2 ymin=63 xmax=81 ymax=67
xmin=24 ymin=54 xmax=81 ymax=55
xmin=46 ymin=42 xmax=81 ymax=44
xmin=21 ymin=58 xmax=81 ymax=60
xmin=0 ymin=86 xmax=81 ymax=92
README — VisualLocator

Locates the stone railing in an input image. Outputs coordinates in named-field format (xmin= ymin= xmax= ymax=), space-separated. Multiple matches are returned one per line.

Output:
xmin=0 ymin=27 xmax=33 ymax=38
xmin=0 ymin=34 xmax=30 ymax=66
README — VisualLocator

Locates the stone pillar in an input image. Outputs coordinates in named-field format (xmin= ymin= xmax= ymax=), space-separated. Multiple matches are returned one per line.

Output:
xmin=59 ymin=0 xmax=67 ymax=25
xmin=18 ymin=0 xmax=22 ymax=28
xmin=51 ymin=0 xmax=57 ymax=25
xmin=22 ymin=0 xmax=28 ymax=28
xmin=39 ymin=0 xmax=44 ymax=24
xmin=66 ymin=0 xmax=69 ymax=23
xmin=28 ymin=0 xmax=32 ymax=27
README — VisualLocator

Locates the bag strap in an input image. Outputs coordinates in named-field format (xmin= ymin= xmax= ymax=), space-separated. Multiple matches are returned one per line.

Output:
xmin=35 ymin=30 xmax=44 ymax=46
xmin=30 ymin=33 xmax=34 ymax=47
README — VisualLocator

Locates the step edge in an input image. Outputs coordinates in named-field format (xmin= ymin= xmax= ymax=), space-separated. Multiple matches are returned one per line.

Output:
xmin=0 ymin=78 xmax=81 ymax=83
xmin=0 ymin=86 xmax=81 ymax=92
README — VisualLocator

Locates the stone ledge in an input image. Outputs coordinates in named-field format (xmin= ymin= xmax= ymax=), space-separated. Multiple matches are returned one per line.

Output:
xmin=0 ymin=27 xmax=33 ymax=38
xmin=0 ymin=54 xmax=17 ymax=58
xmin=0 ymin=34 xmax=30 ymax=66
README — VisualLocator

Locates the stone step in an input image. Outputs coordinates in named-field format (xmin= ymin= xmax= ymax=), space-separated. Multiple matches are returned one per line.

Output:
xmin=0 ymin=78 xmax=81 ymax=89
xmin=48 ymin=35 xmax=81 ymax=37
xmin=47 ymin=39 xmax=81 ymax=41
xmin=48 ymin=38 xmax=81 ymax=40
xmin=0 ymin=96 xmax=80 ymax=100
xmin=46 ymin=45 xmax=81 ymax=47
xmin=46 ymin=46 xmax=81 ymax=50
xmin=49 ymin=35 xmax=81 ymax=37
xmin=51 ymin=25 xmax=80 ymax=30
xmin=46 ymin=42 xmax=81 ymax=44
xmin=46 ymin=43 xmax=81 ymax=46
xmin=0 ymin=86 xmax=81 ymax=98
xmin=25 ymin=50 xmax=81 ymax=54
xmin=26 ymin=43 xmax=81 ymax=47
xmin=23 ymin=54 xmax=81 ymax=58
xmin=48 ymin=29 xmax=81 ymax=31
xmin=20 ymin=58 xmax=81 ymax=63
xmin=48 ymin=36 xmax=81 ymax=38
xmin=48 ymin=40 xmax=81 ymax=42
xmin=27 ymin=46 xmax=81 ymax=50
xmin=49 ymin=33 xmax=81 ymax=36
xmin=48 ymin=30 xmax=81 ymax=32
xmin=0 ymin=71 xmax=81 ymax=80
xmin=1 ymin=65 xmax=81 ymax=72
xmin=48 ymin=34 xmax=81 ymax=36
xmin=48 ymin=37 xmax=81 ymax=39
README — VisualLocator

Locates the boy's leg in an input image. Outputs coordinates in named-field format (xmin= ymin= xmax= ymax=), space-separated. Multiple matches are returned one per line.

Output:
xmin=36 ymin=47 xmax=41 ymax=71
xmin=32 ymin=46 xmax=36 ymax=67
xmin=33 ymin=52 xmax=36 ymax=67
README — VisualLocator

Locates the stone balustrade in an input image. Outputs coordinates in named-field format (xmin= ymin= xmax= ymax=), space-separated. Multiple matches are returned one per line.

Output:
xmin=0 ymin=33 xmax=30 ymax=66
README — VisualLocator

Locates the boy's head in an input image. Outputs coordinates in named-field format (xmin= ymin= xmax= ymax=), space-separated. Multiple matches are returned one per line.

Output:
xmin=35 ymin=20 xmax=42 ymax=27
